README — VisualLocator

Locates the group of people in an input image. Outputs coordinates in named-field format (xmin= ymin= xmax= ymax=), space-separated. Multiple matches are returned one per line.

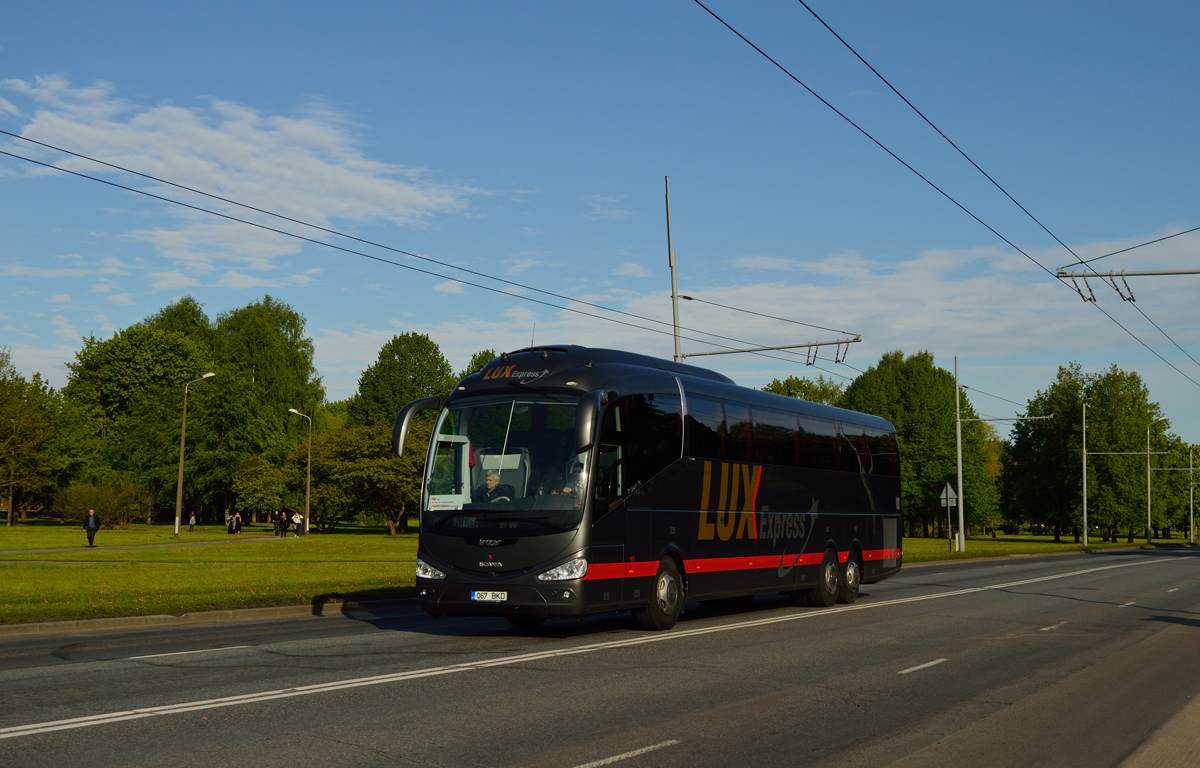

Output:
xmin=225 ymin=511 xmax=243 ymax=534
xmin=272 ymin=509 xmax=305 ymax=537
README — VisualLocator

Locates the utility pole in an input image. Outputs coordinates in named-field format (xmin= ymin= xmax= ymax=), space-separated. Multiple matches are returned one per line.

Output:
xmin=665 ymin=176 xmax=682 ymax=363
xmin=954 ymin=356 xmax=965 ymax=552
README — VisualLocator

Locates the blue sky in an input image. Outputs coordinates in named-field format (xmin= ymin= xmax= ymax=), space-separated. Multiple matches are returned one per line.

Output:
xmin=2 ymin=1 xmax=1198 ymax=444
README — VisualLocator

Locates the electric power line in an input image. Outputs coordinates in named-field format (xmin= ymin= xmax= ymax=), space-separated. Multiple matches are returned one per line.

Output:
xmin=694 ymin=0 xmax=1200 ymax=389
xmin=0 ymin=144 xmax=850 ymax=371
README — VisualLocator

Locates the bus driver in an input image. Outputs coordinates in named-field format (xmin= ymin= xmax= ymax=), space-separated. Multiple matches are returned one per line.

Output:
xmin=476 ymin=469 xmax=515 ymax=502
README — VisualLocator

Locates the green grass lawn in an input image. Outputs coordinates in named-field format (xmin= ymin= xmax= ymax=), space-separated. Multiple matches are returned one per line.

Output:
xmin=902 ymin=534 xmax=1148 ymax=562
xmin=1 ymin=521 xmax=418 ymax=624
xmin=0 ymin=520 xmax=1176 ymax=625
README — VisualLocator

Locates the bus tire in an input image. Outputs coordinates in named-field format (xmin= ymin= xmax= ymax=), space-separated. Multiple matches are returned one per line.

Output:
xmin=507 ymin=615 xmax=545 ymax=630
xmin=634 ymin=558 xmax=683 ymax=631
xmin=838 ymin=551 xmax=862 ymax=604
xmin=808 ymin=548 xmax=839 ymax=608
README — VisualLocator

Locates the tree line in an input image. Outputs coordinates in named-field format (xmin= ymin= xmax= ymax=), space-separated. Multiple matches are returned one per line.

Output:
xmin=2 ymin=297 xmax=1194 ymax=540
xmin=763 ymin=354 xmax=1195 ymax=542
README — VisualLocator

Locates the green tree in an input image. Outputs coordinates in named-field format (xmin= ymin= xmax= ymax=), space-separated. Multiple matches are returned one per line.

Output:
xmin=761 ymin=374 xmax=844 ymax=405
xmin=63 ymin=325 xmax=209 ymax=439
xmin=457 ymin=348 xmax=498 ymax=380
xmin=1 ymin=357 xmax=68 ymax=525
xmin=232 ymin=455 xmax=285 ymax=523
xmin=839 ymin=350 xmax=992 ymax=539
xmin=348 ymin=332 xmax=455 ymax=427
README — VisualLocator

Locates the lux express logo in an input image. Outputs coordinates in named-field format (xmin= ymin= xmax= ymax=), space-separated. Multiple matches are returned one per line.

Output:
xmin=697 ymin=460 xmax=819 ymax=577
xmin=480 ymin=365 xmax=551 ymax=381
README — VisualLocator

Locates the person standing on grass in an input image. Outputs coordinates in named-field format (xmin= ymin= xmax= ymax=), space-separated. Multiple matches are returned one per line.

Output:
xmin=280 ymin=511 xmax=290 ymax=538
xmin=84 ymin=508 xmax=100 ymax=547
xmin=233 ymin=511 xmax=242 ymax=534
xmin=188 ymin=512 xmax=196 ymax=533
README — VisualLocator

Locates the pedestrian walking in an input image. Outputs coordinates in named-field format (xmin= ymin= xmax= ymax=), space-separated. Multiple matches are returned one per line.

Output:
xmin=84 ymin=508 xmax=100 ymax=547
xmin=280 ymin=512 xmax=290 ymax=538
xmin=272 ymin=510 xmax=282 ymax=537
xmin=292 ymin=511 xmax=303 ymax=537
xmin=188 ymin=512 xmax=196 ymax=533
xmin=233 ymin=511 xmax=242 ymax=534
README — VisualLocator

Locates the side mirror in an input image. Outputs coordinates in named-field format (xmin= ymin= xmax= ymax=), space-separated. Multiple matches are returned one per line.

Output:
xmin=392 ymin=396 xmax=448 ymax=457
xmin=575 ymin=389 xmax=608 ymax=454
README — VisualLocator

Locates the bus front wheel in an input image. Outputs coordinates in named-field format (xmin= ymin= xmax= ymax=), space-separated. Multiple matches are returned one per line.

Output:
xmin=634 ymin=558 xmax=683 ymax=631
xmin=808 ymin=548 xmax=839 ymax=608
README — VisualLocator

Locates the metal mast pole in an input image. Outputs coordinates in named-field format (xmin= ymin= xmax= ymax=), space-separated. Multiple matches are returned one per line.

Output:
xmin=955 ymin=356 xmax=965 ymax=552
xmin=1082 ymin=402 xmax=1088 ymax=548
xmin=665 ymin=176 xmax=681 ymax=363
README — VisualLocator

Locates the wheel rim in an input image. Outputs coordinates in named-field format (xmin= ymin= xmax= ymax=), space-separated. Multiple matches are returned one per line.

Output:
xmin=823 ymin=560 xmax=838 ymax=594
xmin=846 ymin=559 xmax=860 ymax=591
xmin=656 ymin=571 xmax=680 ymax=613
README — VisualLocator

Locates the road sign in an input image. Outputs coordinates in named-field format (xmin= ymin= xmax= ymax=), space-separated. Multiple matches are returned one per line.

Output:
xmin=940 ymin=482 xmax=957 ymax=508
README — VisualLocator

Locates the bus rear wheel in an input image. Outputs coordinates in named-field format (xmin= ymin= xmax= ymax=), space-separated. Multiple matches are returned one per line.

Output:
xmin=634 ymin=558 xmax=683 ymax=631
xmin=838 ymin=551 xmax=862 ymax=604
xmin=808 ymin=548 xmax=840 ymax=608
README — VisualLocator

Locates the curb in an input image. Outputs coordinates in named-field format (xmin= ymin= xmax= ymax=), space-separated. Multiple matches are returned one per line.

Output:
xmin=0 ymin=598 xmax=418 ymax=638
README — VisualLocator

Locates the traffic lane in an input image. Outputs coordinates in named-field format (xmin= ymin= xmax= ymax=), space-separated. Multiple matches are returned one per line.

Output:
xmin=1 ymin=551 xmax=1195 ymax=766
xmin=0 ymin=551 xmax=1188 ymax=731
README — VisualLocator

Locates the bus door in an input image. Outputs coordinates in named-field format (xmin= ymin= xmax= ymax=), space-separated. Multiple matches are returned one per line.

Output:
xmin=585 ymin=401 xmax=628 ymax=610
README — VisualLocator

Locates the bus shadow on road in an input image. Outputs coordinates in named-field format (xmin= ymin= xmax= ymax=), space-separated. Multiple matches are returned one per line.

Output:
xmin=306 ymin=588 xmax=840 ymax=638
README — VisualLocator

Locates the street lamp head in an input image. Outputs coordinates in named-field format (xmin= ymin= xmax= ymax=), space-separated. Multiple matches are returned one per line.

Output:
xmin=201 ymin=372 xmax=216 ymax=379
xmin=288 ymin=408 xmax=301 ymax=415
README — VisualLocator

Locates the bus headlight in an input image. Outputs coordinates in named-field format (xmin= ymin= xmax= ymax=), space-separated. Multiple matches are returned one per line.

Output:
xmin=415 ymin=557 xmax=447 ymax=580
xmin=537 ymin=558 xmax=587 ymax=581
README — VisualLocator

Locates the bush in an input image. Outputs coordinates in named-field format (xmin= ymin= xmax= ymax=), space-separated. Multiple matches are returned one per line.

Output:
xmin=55 ymin=475 xmax=154 ymax=527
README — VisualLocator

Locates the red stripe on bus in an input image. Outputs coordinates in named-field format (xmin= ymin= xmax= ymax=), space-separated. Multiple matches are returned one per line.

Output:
xmin=585 ymin=548 xmax=899 ymax=581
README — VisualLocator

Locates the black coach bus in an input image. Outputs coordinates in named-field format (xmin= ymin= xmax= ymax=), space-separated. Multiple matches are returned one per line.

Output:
xmin=393 ymin=345 xmax=901 ymax=631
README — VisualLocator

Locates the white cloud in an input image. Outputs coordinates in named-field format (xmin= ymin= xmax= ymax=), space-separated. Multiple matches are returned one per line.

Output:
xmin=106 ymin=293 xmax=134 ymax=305
xmin=581 ymin=194 xmax=630 ymax=220
xmin=614 ymin=262 xmax=648 ymax=277
xmin=51 ymin=314 xmax=77 ymax=338
xmin=434 ymin=281 xmax=465 ymax=293
xmin=49 ymin=294 xmax=71 ymax=303
xmin=217 ymin=271 xmax=279 ymax=289
xmin=3 ymin=76 xmax=480 ymax=282
xmin=731 ymin=255 xmax=798 ymax=271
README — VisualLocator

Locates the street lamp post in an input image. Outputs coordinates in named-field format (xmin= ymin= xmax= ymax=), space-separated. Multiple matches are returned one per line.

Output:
xmin=174 ymin=372 xmax=215 ymax=539
xmin=288 ymin=408 xmax=311 ymax=535
xmin=1147 ymin=416 xmax=1166 ymax=544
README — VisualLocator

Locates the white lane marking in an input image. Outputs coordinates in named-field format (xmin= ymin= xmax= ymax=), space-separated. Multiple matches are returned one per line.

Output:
xmin=571 ymin=740 xmax=681 ymax=768
xmin=1168 ymin=588 xmax=1179 ymax=593
xmin=0 ymin=556 xmax=1173 ymax=741
xmin=899 ymin=658 xmax=947 ymax=675
xmin=1119 ymin=602 xmax=1136 ymax=608
xmin=127 ymin=646 xmax=251 ymax=661
xmin=1039 ymin=622 xmax=1067 ymax=632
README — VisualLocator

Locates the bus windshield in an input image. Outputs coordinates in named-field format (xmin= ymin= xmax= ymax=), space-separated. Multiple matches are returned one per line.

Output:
xmin=423 ymin=394 xmax=589 ymax=532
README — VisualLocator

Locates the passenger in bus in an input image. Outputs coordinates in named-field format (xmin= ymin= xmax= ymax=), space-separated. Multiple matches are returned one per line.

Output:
xmin=476 ymin=469 xmax=515 ymax=502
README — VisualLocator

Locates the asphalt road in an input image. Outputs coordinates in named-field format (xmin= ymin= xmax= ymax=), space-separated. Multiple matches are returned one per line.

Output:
xmin=1 ymin=548 xmax=1198 ymax=768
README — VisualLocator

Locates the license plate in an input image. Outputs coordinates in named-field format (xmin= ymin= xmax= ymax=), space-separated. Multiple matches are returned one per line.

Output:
xmin=471 ymin=590 xmax=507 ymax=602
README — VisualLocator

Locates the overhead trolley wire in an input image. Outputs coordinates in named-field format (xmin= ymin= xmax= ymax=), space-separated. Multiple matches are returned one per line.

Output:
xmin=792 ymin=0 xmax=1200 ymax=373
xmin=0 ymin=140 xmax=848 ymax=371
xmin=694 ymin=0 xmax=1200 ymax=389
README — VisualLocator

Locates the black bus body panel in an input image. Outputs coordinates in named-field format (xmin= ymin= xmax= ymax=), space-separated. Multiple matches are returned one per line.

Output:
xmin=411 ymin=345 xmax=902 ymax=621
